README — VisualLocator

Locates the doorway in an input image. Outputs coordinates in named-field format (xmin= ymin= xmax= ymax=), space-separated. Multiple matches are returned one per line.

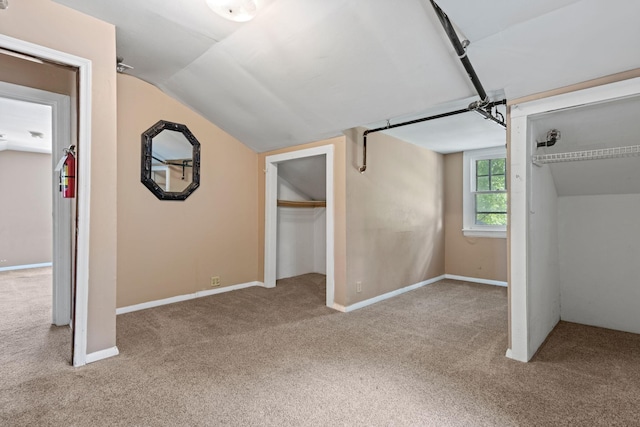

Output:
xmin=509 ymin=76 xmax=640 ymax=362
xmin=264 ymin=145 xmax=335 ymax=308
xmin=0 ymin=83 xmax=73 ymax=327
xmin=276 ymin=155 xmax=326 ymax=281
xmin=0 ymin=34 xmax=92 ymax=366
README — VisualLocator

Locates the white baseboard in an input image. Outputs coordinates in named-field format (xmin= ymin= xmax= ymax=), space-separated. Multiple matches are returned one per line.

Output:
xmin=444 ymin=274 xmax=507 ymax=287
xmin=332 ymin=303 xmax=347 ymax=312
xmin=116 ymin=281 xmax=265 ymax=315
xmin=86 ymin=346 xmax=119 ymax=364
xmin=332 ymin=274 xmax=507 ymax=313
xmin=505 ymin=347 xmax=529 ymax=362
xmin=0 ymin=262 xmax=52 ymax=272
xmin=337 ymin=275 xmax=446 ymax=313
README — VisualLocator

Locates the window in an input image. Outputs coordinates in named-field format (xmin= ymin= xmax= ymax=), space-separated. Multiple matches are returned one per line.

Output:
xmin=463 ymin=147 xmax=507 ymax=238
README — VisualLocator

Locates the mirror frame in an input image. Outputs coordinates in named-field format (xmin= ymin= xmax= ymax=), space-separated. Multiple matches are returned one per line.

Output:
xmin=141 ymin=120 xmax=201 ymax=201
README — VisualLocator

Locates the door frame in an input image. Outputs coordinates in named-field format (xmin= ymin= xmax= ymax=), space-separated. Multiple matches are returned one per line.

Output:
xmin=0 ymin=82 xmax=72 ymax=326
xmin=0 ymin=34 xmax=93 ymax=367
xmin=264 ymin=145 xmax=335 ymax=308
xmin=508 ymin=76 xmax=640 ymax=362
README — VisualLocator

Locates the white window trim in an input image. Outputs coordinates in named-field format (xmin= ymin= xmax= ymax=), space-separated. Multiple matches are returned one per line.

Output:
xmin=463 ymin=146 xmax=507 ymax=238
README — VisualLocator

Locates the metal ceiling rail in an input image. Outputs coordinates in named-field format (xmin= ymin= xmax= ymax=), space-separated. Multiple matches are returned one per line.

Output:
xmin=358 ymin=100 xmax=505 ymax=173
xmin=358 ymin=0 xmax=506 ymax=173
xmin=429 ymin=0 xmax=488 ymax=105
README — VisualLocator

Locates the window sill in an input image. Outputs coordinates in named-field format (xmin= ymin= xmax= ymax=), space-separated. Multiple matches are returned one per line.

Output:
xmin=462 ymin=228 xmax=506 ymax=239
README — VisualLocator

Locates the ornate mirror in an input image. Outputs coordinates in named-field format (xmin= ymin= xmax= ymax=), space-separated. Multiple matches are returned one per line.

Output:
xmin=141 ymin=120 xmax=201 ymax=200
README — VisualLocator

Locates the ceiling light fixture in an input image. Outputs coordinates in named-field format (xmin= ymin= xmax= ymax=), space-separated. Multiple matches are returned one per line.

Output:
xmin=206 ymin=0 xmax=258 ymax=22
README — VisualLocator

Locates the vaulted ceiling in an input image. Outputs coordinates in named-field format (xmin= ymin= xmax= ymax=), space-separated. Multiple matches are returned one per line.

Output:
xmin=54 ymin=0 xmax=640 ymax=153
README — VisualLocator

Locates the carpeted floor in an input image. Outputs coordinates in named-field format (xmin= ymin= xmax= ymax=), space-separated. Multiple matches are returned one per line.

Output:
xmin=1 ymin=268 xmax=639 ymax=426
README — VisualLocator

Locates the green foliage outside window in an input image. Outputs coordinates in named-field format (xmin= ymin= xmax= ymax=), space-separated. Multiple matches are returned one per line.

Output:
xmin=475 ymin=158 xmax=507 ymax=226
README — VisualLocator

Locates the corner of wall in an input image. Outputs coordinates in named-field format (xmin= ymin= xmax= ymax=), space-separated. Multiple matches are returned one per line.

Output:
xmin=344 ymin=128 xmax=445 ymax=305
xmin=443 ymin=152 xmax=507 ymax=282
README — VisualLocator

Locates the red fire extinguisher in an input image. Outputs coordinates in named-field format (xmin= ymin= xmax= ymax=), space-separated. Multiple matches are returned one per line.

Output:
xmin=59 ymin=145 xmax=76 ymax=198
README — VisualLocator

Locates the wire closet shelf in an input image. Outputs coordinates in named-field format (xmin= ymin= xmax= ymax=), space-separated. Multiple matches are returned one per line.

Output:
xmin=532 ymin=144 xmax=640 ymax=165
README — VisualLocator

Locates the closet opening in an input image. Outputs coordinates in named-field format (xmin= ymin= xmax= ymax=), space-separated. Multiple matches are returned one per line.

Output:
xmin=509 ymin=76 xmax=640 ymax=362
xmin=276 ymin=155 xmax=326 ymax=281
xmin=264 ymin=145 xmax=335 ymax=309
xmin=0 ymin=33 xmax=94 ymax=366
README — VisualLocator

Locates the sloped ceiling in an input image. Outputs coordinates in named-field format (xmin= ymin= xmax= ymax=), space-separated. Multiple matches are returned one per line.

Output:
xmin=54 ymin=0 xmax=640 ymax=154
xmin=278 ymin=156 xmax=326 ymax=201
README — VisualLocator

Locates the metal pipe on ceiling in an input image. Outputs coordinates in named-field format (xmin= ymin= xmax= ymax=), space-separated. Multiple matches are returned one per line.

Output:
xmin=429 ymin=0 xmax=508 ymax=127
xmin=429 ymin=0 xmax=489 ymax=105
xmin=473 ymin=105 xmax=506 ymax=128
xmin=358 ymin=100 xmax=506 ymax=173
xmin=358 ymin=0 xmax=507 ymax=173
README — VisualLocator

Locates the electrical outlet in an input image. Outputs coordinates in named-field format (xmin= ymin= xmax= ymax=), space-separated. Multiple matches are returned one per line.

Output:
xmin=210 ymin=276 xmax=221 ymax=287
xmin=356 ymin=281 xmax=362 ymax=293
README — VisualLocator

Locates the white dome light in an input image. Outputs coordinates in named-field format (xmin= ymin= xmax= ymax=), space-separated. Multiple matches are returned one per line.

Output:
xmin=206 ymin=0 xmax=258 ymax=22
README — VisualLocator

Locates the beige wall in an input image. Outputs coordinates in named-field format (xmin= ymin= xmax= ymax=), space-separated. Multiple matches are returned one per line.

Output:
xmin=117 ymin=74 xmax=259 ymax=307
xmin=0 ymin=0 xmax=118 ymax=353
xmin=0 ymin=52 xmax=76 ymax=95
xmin=444 ymin=152 xmax=507 ymax=281
xmin=344 ymin=128 xmax=445 ymax=305
xmin=257 ymin=136 xmax=348 ymax=305
xmin=0 ymin=151 xmax=52 ymax=267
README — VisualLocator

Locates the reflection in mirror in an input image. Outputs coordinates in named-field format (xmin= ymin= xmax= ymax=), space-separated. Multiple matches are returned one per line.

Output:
xmin=151 ymin=129 xmax=193 ymax=192
xmin=141 ymin=120 xmax=200 ymax=200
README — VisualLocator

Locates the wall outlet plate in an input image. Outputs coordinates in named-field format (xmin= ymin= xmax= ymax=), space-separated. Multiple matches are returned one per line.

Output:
xmin=356 ymin=281 xmax=362 ymax=293
xmin=210 ymin=276 xmax=221 ymax=287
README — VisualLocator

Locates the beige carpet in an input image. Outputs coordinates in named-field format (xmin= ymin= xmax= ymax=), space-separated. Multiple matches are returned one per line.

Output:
xmin=1 ymin=268 xmax=639 ymax=426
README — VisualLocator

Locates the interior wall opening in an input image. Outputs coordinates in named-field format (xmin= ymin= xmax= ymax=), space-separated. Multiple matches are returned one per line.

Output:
xmin=0 ymin=92 xmax=72 ymax=362
xmin=276 ymin=155 xmax=326 ymax=281
xmin=509 ymin=76 xmax=640 ymax=362
xmin=264 ymin=145 xmax=335 ymax=309
xmin=0 ymin=48 xmax=77 ymax=364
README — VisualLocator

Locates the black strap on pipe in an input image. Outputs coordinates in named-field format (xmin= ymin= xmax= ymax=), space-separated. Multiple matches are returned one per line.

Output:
xmin=358 ymin=100 xmax=506 ymax=173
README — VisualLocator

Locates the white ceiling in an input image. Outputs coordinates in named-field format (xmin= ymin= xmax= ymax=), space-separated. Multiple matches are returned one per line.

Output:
xmin=531 ymin=94 xmax=640 ymax=197
xmin=53 ymin=0 xmax=640 ymax=154
xmin=0 ymin=97 xmax=51 ymax=153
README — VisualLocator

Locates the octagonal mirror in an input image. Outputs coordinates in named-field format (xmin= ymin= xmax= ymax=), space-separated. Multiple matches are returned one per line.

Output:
xmin=141 ymin=120 xmax=201 ymax=200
